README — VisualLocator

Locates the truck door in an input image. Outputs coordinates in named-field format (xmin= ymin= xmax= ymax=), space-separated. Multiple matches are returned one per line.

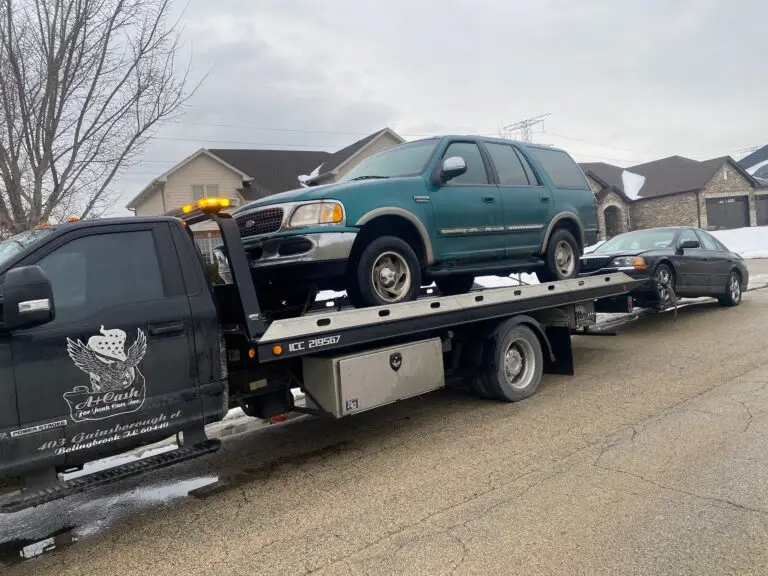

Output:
xmin=9 ymin=222 xmax=202 ymax=469
xmin=0 ymin=333 xmax=19 ymax=445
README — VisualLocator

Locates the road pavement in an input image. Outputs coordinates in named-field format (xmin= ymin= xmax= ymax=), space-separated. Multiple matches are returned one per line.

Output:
xmin=3 ymin=260 xmax=768 ymax=575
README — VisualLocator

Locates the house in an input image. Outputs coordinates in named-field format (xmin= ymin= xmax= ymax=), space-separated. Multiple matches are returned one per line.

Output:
xmin=126 ymin=128 xmax=404 ymax=261
xmin=580 ymin=155 xmax=768 ymax=238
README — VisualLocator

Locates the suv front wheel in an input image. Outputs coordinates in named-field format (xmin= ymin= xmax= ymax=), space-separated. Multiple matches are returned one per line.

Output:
xmin=536 ymin=229 xmax=580 ymax=283
xmin=353 ymin=236 xmax=422 ymax=307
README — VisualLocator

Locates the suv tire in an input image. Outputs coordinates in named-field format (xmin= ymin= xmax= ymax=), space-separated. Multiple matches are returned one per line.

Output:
xmin=354 ymin=236 xmax=422 ymax=307
xmin=435 ymin=275 xmax=475 ymax=296
xmin=537 ymin=229 xmax=580 ymax=282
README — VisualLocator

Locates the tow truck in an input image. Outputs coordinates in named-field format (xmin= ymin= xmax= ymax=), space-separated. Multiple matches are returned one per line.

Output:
xmin=0 ymin=198 xmax=640 ymax=513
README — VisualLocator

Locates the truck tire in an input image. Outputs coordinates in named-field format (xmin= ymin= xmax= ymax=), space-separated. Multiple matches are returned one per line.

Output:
xmin=471 ymin=322 xmax=544 ymax=402
xmin=435 ymin=275 xmax=475 ymax=296
xmin=354 ymin=236 xmax=422 ymax=307
xmin=536 ymin=229 xmax=580 ymax=283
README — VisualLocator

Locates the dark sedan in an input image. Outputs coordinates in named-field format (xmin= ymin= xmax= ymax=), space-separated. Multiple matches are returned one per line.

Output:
xmin=579 ymin=226 xmax=749 ymax=309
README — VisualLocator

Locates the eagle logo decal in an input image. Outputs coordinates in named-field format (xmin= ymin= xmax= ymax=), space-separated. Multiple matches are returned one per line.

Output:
xmin=64 ymin=326 xmax=148 ymax=422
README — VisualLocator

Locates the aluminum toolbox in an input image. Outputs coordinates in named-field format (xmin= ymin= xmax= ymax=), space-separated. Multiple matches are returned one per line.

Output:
xmin=302 ymin=338 xmax=444 ymax=418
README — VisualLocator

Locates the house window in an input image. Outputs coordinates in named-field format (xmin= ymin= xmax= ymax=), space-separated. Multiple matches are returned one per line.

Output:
xmin=195 ymin=236 xmax=216 ymax=263
xmin=192 ymin=184 xmax=220 ymax=199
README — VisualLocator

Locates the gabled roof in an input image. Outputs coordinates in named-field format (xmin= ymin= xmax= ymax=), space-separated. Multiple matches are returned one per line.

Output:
xmin=208 ymin=149 xmax=330 ymax=198
xmin=306 ymin=127 xmax=405 ymax=182
xmin=582 ymin=155 xmax=763 ymax=201
xmin=126 ymin=148 xmax=254 ymax=209
xmin=739 ymin=144 xmax=768 ymax=170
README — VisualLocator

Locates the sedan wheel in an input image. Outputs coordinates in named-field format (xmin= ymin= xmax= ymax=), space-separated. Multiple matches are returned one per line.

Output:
xmin=718 ymin=271 xmax=742 ymax=307
xmin=654 ymin=264 xmax=675 ymax=308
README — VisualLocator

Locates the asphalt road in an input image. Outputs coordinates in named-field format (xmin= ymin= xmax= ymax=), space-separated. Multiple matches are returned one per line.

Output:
xmin=4 ymin=260 xmax=768 ymax=575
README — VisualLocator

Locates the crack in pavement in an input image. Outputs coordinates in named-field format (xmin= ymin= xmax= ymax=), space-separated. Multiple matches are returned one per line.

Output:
xmin=592 ymin=462 xmax=768 ymax=516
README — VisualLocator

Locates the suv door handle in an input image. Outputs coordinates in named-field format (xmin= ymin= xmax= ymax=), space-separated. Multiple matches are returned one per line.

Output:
xmin=149 ymin=321 xmax=185 ymax=337
xmin=482 ymin=196 xmax=495 ymax=203
xmin=540 ymin=197 xmax=550 ymax=203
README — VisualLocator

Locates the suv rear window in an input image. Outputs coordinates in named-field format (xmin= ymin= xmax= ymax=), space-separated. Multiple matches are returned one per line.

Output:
xmin=528 ymin=147 xmax=589 ymax=189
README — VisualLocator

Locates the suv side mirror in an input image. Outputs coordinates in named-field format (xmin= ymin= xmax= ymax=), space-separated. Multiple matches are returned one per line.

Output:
xmin=677 ymin=239 xmax=700 ymax=254
xmin=440 ymin=156 xmax=467 ymax=183
xmin=2 ymin=265 xmax=55 ymax=330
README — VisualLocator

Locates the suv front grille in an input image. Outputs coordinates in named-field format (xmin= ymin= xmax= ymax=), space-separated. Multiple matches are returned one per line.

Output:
xmin=580 ymin=255 xmax=612 ymax=272
xmin=235 ymin=208 xmax=283 ymax=237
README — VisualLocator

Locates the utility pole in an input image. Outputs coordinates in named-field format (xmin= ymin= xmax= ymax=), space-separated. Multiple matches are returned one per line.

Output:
xmin=500 ymin=113 xmax=551 ymax=142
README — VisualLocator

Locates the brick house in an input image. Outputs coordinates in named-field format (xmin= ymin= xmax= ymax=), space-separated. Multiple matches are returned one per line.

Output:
xmin=580 ymin=155 xmax=768 ymax=239
xmin=126 ymin=128 xmax=404 ymax=260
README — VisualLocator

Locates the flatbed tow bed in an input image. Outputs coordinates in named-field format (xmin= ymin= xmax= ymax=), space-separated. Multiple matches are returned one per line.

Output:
xmin=0 ymin=200 xmax=643 ymax=513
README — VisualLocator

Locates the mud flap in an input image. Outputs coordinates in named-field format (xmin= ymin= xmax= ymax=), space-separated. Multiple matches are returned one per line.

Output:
xmin=542 ymin=325 xmax=574 ymax=376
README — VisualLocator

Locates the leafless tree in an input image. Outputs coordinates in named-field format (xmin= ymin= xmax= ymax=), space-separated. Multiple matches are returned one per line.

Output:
xmin=0 ymin=0 xmax=198 ymax=234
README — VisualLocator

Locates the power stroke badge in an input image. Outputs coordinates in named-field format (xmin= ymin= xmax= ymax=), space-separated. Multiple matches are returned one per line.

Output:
xmin=65 ymin=326 xmax=148 ymax=422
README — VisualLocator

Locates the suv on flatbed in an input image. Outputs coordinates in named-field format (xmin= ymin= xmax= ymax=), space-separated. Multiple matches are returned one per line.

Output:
xmin=217 ymin=135 xmax=598 ymax=317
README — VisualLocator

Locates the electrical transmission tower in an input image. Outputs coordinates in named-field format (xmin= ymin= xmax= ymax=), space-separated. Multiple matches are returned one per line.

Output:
xmin=500 ymin=113 xmax=551 ymax=142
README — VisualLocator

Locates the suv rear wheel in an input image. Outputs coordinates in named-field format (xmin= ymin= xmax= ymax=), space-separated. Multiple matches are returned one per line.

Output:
xmin=353 ymin=236 xmax=422 ymax=307
xmin=536 ymin=229 xmax=580 ymax=282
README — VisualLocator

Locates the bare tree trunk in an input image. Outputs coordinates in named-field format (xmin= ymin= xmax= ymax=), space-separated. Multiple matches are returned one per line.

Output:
xmin=0 ymin=0 xmax=198 ymax=233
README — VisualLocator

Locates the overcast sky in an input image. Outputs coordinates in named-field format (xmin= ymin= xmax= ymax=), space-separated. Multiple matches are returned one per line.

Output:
xmin=112 ymin=0 xmax=768 ymax=215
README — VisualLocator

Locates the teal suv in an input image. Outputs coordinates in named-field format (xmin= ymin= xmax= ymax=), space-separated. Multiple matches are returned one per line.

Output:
xmin=215 ymin=136 xmax=598 ymax=316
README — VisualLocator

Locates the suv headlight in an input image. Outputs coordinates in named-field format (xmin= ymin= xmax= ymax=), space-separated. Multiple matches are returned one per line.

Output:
xmin=610 ymin=256 xmax=647 ymax=270
xmin=289 ymin=201 xmax=345 ymax=228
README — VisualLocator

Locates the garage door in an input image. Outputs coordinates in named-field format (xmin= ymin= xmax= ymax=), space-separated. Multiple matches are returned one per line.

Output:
xmin=706 ymin=197 xmax=750 ymax=230
xmin=756 ymin=195 xmax=768 ymax=226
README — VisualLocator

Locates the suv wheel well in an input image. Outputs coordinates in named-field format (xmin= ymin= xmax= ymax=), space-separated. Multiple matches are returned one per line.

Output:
xmin=350 ymin=216 xmax=426 ymax=267
xmin=550 ymin=218 xmax=583 ymax=252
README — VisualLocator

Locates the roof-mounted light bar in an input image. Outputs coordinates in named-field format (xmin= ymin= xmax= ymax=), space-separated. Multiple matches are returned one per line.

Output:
xmin=167 ymin=197 xmax=232 ymax=223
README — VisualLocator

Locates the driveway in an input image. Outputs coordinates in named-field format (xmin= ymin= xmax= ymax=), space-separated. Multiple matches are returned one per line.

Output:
xmin=3 ymin=261 xmax=768 ymax=575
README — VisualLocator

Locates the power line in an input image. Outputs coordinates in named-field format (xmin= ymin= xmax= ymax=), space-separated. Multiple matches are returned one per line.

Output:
xmin=500 ymin=114 xmax=551 ymax=142
xmin=543 ymin=130 xmax=647 ymax=154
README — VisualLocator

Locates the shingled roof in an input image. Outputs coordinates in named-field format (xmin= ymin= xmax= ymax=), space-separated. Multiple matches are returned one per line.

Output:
xmin=739 ymin=144 xmax=768 ymax=170
xmin=208 ymin=149 xmax=330 ymax=199
xmin=581 ymin=154 xmax=763 ymax=202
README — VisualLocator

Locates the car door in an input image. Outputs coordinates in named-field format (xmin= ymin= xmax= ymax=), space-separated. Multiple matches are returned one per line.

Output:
xmin=696 ymin=230 xmax=732 ymax=293
xmin=674 ymin=228 xmax=710 ymax=295
xmin=482 ymin=141 xmax=550 ymax=256
xmin=430 ymin=141 xmax=505 ymax=262
xmin=9 ymin=222 xmax=201 ymax=470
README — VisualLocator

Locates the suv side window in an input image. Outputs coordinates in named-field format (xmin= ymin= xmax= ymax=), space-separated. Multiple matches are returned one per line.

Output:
xmin=36 ymin=231 xmax=164 ymax=325
xmin=485 ymin=143 xmax=529 ymax=186
xmin=527 ymin=147 xmax=589 ymax=189
xmin=696 ymin=231 xmax=720 ymax=251
xmin=443 ymin=142 xmax=488 ymax=185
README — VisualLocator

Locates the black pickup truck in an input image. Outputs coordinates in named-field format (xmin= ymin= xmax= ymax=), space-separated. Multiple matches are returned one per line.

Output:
xmin=0 ymin=201 xmax=640 ymax=513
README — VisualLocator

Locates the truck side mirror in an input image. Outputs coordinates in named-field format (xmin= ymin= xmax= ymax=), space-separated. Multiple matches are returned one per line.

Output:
xmin=2 ymin=265 xmax=55 ymax=330
xmin=676 ymin=239 xmax=700 ymax=255
xmin=439 ymin=156 xmax=467 ymax=183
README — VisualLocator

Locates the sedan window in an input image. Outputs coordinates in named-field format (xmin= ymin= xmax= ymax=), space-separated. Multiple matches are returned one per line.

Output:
xmin=696 ymin=231 xmax=720 ymax=250
xmin=595 ymin=229 xmax=676 ymax=252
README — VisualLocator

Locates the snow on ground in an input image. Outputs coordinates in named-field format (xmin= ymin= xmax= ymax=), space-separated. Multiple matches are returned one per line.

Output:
xmin=710 ymin=226 xmax=768 ymax=259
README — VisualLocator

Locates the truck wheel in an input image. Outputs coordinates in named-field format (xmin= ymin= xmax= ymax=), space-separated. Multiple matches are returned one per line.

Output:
xmin=354 ymin=236 xmax=421 ymax=307
xmin=536 ymin=229 xmax=580 ymax=282
xmin=471 ymin=322 xmax=544 ymax=402
xmin=435 ymin=275 xmax=475 ymax=296
xmin=718 ymin=270 xmax=742 ymax=307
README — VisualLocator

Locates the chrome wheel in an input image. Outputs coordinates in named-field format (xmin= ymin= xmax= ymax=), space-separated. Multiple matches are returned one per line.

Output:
xmin=371 ymin=251 xmax=412 ymax=303
xmin=554 ymin=240 xmax=575 ymax=278
xmin=503 ymin=338 xmax=536 ymax=390
xmin=729 ymin=273 xmax=741 ymax=303
xmin=655 ymin=266 xmax=673 ymax=304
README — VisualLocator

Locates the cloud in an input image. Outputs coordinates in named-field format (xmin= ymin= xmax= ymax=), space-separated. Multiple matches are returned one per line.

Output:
xmin=112 ymin=0 xmax=768 ymax=214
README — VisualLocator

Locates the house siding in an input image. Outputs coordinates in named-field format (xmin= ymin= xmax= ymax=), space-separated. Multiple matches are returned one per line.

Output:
xmin=630 ymin=193 xmax=700 ymax=230
xmin=698 ymin=161 xmax=757 ymax=229
xmin=334 ymin=132 xmax=403 ymax=180
xmin=134 ymin=187 xmax=166 ymax=217
xmin=164 ymin=154 xmax=244 ymax=209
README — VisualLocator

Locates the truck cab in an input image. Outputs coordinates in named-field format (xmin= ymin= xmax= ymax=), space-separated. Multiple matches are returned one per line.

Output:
xmin=0 ymin=217 xmax=226 ymax=491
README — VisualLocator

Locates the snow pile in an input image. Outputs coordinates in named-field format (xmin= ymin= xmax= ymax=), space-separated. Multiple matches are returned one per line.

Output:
xmin=475 ymin=273 xmax=539 ymax=287
xmin=710 ymin=226 xmax=768 ymax=259
xmin=621 ymin=170 xmax=646 ymax=200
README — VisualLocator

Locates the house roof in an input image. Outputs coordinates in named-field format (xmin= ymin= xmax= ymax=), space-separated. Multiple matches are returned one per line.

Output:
xmin=208 ymin=149 xmax=330 ymax=198
xmin=738 ymin=144 xmax=768 ymax=170
xmin=582 ymin=154 xmax=764 ymax=201
xmin=307 ymin=127 xmax=405 ymax=182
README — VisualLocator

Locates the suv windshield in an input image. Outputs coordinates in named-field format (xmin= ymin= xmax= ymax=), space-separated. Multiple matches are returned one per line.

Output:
xmin=595 ymin=229 xmax=677 ymax=252
xmin=0 ymin=228 xmax=55 ymax=268
xmin=340 ymin=139 xmax=438 ymax=182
